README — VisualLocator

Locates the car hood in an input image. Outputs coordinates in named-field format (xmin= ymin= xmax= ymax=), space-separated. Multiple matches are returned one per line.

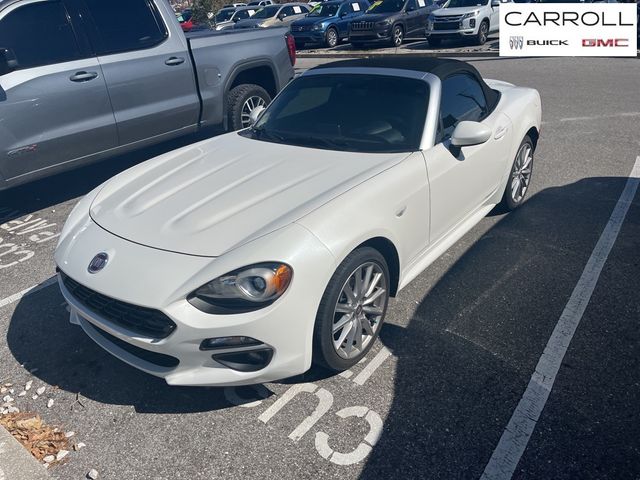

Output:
xmin=89 ymin=133 xmax=409 ymax=257
xmin=292 ymin=16 xmax=332 ymax=26
xmin=433 ymin=6 xmax=479 ymax=16
xmin=356 ymin=12 xmax=399 ymax=21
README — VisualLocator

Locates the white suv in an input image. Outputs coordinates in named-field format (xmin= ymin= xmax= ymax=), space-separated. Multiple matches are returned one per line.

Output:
xmin=425 ymin=0 xmax=510 ymax=46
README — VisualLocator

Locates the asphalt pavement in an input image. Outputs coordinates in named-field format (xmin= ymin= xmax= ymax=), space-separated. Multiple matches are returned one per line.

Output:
xmin=0 ymin=56 xmax=639 ymax=480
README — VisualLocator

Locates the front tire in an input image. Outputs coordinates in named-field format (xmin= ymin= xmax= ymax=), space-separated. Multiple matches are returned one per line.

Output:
xmin=390 ymin=24 xmax=404 ymax=47
xmin=226 ymin=84 xmax=271 ymax=131
xmin=500 ymin=135 xmax=534 ymax=211
xmin=475 ymin=20 xmax=489 ymax=45
xmin=313 ymin=247 xmax=390 ymax=371
xmin=325 ymin=27 xmax=339 ymax=48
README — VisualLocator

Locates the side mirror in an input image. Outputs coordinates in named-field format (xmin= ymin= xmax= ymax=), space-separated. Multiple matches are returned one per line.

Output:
xmin=0 ymin=48 xmax=17 ymax=76
xmin=450 ymin=121 xmax=491 ymax=147
xmin=278 ymin=12 xmax=285 ymax=20
xmin=249 ymin=105 xmax=266 ymax=126
xmin=233 ymin=16 xmax=239 ymax=21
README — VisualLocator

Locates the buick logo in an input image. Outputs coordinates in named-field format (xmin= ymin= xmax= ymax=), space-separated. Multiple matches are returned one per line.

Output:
xmin=88 ymin=252 xmax=109 ymax=274
xmin=509 ymin=36 xmax=524 ymax=50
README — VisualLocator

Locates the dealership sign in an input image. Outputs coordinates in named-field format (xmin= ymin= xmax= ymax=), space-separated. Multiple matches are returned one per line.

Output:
xmin=500 ymin=4 xmax=637 ymax=57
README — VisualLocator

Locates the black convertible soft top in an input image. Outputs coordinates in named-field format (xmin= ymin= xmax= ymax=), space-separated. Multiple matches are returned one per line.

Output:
xmin=312 ymin=57 xmax=500 ymax=111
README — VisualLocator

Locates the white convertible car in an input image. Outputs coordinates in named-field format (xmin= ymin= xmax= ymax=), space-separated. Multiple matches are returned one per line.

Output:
xmin=55 ymin=58 xmax=541 ymax=386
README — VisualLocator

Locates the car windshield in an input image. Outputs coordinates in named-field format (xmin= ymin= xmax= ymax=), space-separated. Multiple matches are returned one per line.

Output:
xmin=367 ymin=0 xmax=405 ymax=13
xmin=251 ymin=5 xmax=280 ymax=17
xmin=215 ymin=9 xmax=235 ymax=21
xmin=444 ymin=0 xmax=488 ymax=7
xmin=309 ymin=3 xmax=341 ymax=16
xmin=245 ymin=74 xmax=429 ymax=153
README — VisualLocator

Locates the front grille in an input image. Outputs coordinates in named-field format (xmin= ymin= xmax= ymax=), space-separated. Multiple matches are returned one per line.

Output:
xmin=60 ymin=272 xmax=177 ymax=339
xmin=434 ymin=15 xmax=462 ymax=22
xmin=351 ymin=21 xmax=375 ymax=31
xmin=292 ymin=25 xmax=311 ymax=32
xmin=87 ymin=321 xmax=180 ymax=368
xmin=434 ymin=21 xmax=459 ymax=30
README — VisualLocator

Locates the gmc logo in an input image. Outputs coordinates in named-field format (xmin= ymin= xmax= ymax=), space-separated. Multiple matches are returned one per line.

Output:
xmin=582 ymin=38 xmax=629 ymax=47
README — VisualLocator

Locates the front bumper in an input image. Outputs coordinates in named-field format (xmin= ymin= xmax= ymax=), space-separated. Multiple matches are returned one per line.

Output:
xmin=291 ymin=30 xmax=326 ymax=43
xmin=54 ymin=217 xmax=335 ymax=386
xmin=425 ymin=28 xmax=476 ymax=37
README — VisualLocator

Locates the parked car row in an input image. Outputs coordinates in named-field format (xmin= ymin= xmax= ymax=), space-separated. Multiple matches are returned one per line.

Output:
xmin=212 ymin=0 xmax=509 ymax=48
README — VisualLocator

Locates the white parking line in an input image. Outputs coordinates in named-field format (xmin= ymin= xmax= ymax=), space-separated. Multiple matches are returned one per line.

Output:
xmin=0 ymin=276 xmax=57 ymax=309
xmin=481 ymin=156 xmax=640 ymax=480
xmin=352 ymin=347 xmax=391 ymax=386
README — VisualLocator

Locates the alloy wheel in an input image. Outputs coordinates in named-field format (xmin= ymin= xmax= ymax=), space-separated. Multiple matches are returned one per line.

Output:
xmin=331 ymin=262 xmax=387 ymax=359
xmin=240 ymin=95 xmax=267 ymax=128
xmin=327 ymin=28 xmax=338 ymax=48
xmin=393 ymin=26 xmax=403 ymax=47
xmin=510 ymin=142 xmax=533 ymax=203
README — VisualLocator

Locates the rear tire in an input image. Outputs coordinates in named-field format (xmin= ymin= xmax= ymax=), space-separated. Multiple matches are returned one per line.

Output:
xmin=500 ymin=135 xmax=534 ymax=211
xmin=313 ymin=247 xmax=390 ymax=371
xmin=226 ymin=84 xmax=271 ymax=131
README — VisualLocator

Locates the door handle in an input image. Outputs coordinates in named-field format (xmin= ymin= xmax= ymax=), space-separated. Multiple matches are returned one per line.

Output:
xmin=165 ymin=57 xmax=185 ymax=66
xmin=70 ymin=71 xmax=98 ymax=82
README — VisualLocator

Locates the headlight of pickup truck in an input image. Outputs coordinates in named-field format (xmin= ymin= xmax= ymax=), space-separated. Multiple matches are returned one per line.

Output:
xmin=188 ymin=263 xmax=293 ymax=314
xmin=461 ymin=10 xmax=480 ymax=19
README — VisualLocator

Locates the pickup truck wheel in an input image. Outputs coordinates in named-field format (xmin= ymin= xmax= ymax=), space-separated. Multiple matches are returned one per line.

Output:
xmin=313 ymin=247 xmax=390 ymax=371
xmin=427 ymin=37 xmax=442 ymax=47
xmin=390 ymin=24 xmax=404 ymax=47
xmin=475 ymin=20 xmax=489 ymax=45
xmin=227 ymin=84 xmax=271 ymax=131
xmin=325 ymin=27 xmax=339 ymax=48
xmin=500 ymin=135 xmax=534 ymax=211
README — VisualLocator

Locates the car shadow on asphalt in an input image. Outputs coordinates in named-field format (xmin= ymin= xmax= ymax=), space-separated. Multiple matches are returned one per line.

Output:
xmin=0 ymin=126 xmax=224 ymax=224
xmin=359 ymin=176 xmax=638 ymax=479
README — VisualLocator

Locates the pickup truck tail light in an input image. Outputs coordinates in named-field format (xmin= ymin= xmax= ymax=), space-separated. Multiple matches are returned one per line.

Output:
xmin=285 ymin=33 xmax=296 ymax=66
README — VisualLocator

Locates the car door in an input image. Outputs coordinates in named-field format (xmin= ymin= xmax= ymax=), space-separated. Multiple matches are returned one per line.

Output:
xmin=403 ymin=0 xmax=421 ymax=34
xmin=415 ymin=0 xmax=434 ymax=30
xmin=425 ymin=74 xmax=511 ymax=242
xmin=0 ymin=0 xmax=117 ymax=181
xmin=79 ymin=0 xmax=200 ymax=146
xmin=489 ymin=0 xmax=500 ymax=32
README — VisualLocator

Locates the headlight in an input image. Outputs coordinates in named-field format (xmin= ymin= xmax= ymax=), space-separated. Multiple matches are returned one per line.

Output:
xmin=376 ymin=19 xmax=392 ymax=26
xmin=188 ymin=263 xmax=293 ymax=314
xmin=461 ymin=10 xmax=479 ymax=19
xmin=312 ymin=23 xmax=323 ymax=30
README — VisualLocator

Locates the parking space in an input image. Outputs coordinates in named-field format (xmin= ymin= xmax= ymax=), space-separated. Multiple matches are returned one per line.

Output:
xmin=1 ymin=56 xmax=639 ymax=480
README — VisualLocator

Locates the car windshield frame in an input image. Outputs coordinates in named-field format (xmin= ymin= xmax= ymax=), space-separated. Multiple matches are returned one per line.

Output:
xmin=242 ymin=72 xmax=431 ymax=154
xmin=367 ymin=0 xmax=406 ymax=13
xmin=250 ymin=5 xmax=280 ymax=18
xmin=308 ymin=3 xmax=341 ymax=16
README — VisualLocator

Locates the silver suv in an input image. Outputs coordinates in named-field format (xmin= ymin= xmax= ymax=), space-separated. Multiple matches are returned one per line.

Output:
xmin=425 ymin=0 xmax=510 ymax=46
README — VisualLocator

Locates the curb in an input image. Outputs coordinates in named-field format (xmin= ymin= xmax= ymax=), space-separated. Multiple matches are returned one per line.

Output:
xmin=298 ymin=50 xmax=498 ymax=58
xmin=0 ymin=425 xmax=51 ymax=480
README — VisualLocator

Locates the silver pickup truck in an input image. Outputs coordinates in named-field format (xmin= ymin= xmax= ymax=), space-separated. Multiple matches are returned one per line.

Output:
xmin=0 ymin=0 xmax=296 ymax=190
